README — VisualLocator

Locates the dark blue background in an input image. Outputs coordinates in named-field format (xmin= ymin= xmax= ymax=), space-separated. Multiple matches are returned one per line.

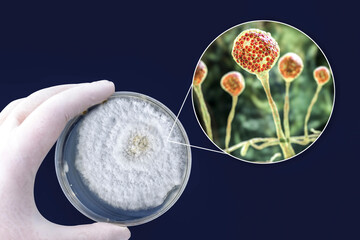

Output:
xmin=0 ymin=1 xmax=357 ymax=239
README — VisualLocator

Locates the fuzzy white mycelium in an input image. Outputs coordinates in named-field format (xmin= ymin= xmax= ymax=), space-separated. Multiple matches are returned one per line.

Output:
xmin=74 ymin=95 xmax=188 ymax=211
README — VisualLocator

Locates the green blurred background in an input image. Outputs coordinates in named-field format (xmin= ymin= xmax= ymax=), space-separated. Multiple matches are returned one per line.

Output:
xmin=193 ymin=21 xmax=334 ymax=163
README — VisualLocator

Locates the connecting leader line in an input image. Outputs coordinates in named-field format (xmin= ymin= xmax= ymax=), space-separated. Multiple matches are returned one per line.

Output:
xmin=167 ymin=83 xmax=226 ymax=155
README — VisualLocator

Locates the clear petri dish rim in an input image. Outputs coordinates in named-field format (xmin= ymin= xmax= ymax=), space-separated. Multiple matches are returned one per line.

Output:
xmin=55 ymin=91 xmax=192 ymax=226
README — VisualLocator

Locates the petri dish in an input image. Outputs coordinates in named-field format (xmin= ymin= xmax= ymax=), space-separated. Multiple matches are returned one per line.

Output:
xmin=55 ymin=92 xmax=191 ymax=226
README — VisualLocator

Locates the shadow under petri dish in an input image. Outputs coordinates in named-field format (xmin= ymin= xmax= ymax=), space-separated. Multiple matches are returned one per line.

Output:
xmin=55 ymin=92 xmax=191 ymax=226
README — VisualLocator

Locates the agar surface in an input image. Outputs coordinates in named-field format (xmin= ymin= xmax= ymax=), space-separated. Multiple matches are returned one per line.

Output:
xmin=74 ymin=96 xmax=188 ymax=210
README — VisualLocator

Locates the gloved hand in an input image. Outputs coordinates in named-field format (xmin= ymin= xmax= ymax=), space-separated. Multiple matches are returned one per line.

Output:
xmin=0 ymin=81 xmax=130 ymax=240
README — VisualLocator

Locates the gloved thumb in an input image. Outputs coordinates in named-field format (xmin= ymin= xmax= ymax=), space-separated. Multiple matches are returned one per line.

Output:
xmin=53 ymin=222 xmax=131 ymax=240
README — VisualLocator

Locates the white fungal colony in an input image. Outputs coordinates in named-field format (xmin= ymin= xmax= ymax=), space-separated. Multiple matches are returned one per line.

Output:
xmin=74 ymin=95 xmax=188 ymax=211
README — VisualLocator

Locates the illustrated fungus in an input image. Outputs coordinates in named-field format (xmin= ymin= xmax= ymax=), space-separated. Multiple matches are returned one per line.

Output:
xmin=232 ymin=29 xmax=295 ymax=159
xmin=194 ymin=60 xmax=208 ymax=86
xmin=278 ymin=52 xmax=303 ymax=82
xmin=193 ymin=60 xmax=213 ymax=140
xmin=303 ymin=66 xmax=331 ymax=141
xmin=278 ymin=53 xmax=304 ymax=140
xmin=220 ymin=71 xmax=245 ymax=150
xmin=314 ymin=66 xmax=331 ymax=86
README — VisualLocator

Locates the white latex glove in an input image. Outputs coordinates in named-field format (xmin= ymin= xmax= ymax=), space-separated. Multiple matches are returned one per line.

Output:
xmin=0 ymin=81 xmax=131 ymax=240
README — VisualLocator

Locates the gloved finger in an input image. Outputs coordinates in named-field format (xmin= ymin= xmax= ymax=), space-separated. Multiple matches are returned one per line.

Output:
xmin=13 ymin=80 xmax=115 ymax=176
xmin=4 ymin=84 xmax=86 ymax=128
xmin=0 ymin=98 xmax=24 ymax=125
xmin=53 ymin=222 xmax=131 ymax=240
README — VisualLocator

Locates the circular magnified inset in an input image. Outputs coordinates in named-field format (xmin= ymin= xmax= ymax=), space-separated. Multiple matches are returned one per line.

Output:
xmin=55 ymin=92 xmax=191 ymax=226
xmin=192 ymin=20 xmax=335 ymax=164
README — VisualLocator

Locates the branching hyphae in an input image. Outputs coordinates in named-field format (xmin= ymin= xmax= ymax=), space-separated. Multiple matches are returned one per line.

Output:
xmin=193 ymin=60 xmax=213 ymax=140
xmin=74 ymin=96 xmax=188 ymax=211
xmin=220 ymin=71 xmax=245 ymax=150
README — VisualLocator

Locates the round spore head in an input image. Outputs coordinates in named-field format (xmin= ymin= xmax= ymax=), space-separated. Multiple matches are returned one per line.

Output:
xmin=278 ymin=52 xmax=303 ymax=82
xmin=193 ymin=60 xmax=208 ymax=86
xmin=232 ymin=28 xmax=280 ymax=76
xmin=220 ymin=71 xmax=245 ymax=97
xmin=313 ymin=66 xmax=331 ymax=85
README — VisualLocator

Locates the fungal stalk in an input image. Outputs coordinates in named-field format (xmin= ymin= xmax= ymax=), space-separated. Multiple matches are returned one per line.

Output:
xmin=232 ymin=29 xmax=295 ymax=159
xmin=193 ymin=60 xmax=213 ymax=140
xmin=303 ymin=66 xmax=331 ymax=141
xmin=278 ymin=52 xmax=304 ymax=140
xmin=220 ymin=71 xmax=245 ymax=150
